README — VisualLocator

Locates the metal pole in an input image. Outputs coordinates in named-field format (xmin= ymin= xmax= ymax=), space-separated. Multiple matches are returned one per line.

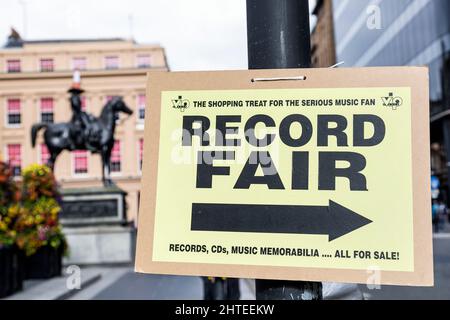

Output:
xmin=246 ymin=0 xmax=323 ymax=300
xmin=247 ymin=0 xmax=311 ymax=69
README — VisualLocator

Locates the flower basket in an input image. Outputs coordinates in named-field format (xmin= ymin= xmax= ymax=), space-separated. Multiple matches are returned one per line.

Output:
xmin=25 ymin=245 xmax=63 ymax=280
xmin=13 ymin=164 xmax=68 ymax=280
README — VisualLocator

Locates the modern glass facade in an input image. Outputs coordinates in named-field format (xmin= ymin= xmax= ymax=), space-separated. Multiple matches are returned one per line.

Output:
xmin=332 ymin=0 xmax=450 ymax=202
xmin=332 ymin=0 xmax=450 ymax=106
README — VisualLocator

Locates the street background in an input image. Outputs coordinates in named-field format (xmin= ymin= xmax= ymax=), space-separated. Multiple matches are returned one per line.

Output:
xmin=1 ymin=0 xmax=450 ymax=300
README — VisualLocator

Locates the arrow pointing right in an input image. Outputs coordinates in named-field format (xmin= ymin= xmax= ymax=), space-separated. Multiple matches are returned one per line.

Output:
xmin=191 ymin=200 xmax=372 ymax=241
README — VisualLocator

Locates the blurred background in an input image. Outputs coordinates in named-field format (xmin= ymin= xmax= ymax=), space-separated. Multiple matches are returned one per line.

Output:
xmin=0 ymin=0 xmax=449 ymax=300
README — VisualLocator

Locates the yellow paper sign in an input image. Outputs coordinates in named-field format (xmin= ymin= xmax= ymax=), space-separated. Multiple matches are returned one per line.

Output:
xmin=136 ymin=67 xmax=433 ymax=286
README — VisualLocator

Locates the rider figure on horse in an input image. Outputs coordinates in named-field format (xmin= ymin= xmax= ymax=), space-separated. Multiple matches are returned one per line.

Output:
xmin=31 ymin=70 xmax=133 ymax=186
xmin=68 ymin=71 xmax=97 ymax=152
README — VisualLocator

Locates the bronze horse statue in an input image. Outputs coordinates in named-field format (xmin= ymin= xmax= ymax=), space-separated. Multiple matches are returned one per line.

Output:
xmin=31 ymin=97 xmax=133 ymax=186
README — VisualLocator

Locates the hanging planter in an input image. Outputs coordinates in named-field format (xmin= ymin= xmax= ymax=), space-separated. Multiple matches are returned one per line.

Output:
xmin=0 ymin=246 xmax=13 ymax=298
xmin=25 ymin=245 xmax=62 ymax=280
xmin=0 ymin=246 xmax=24 ymax=298
xmin=10 ymin=246 xmax=25 ymax=293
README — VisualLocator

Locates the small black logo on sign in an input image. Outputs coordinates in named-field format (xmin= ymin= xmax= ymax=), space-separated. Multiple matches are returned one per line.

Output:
xmin=382 ymin=93 xmax=403 ymax=110
xmin=172 ymin=96 xmax=190 ymax=112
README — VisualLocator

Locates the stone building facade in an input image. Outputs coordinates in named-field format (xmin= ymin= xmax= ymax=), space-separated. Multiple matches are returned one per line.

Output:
xmin=0 ymin=30 xmax=168 ymax=224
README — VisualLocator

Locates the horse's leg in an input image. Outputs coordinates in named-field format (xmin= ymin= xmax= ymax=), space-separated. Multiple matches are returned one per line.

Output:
xmin=43 ymin=128 xmax=62 ymax=172
xmin=43 ymin=125 xmax=70 ymax=172
xmin=47 ymin=152 xmax=55 ymax=171
xmin=101 ymin=148 xmax=113 ymax=186
xmin=48 ymin=148 xmax=62 ymax=172
xmin=101 ymin=150 xmax=107 ymax=186
xmin=106 ymin=149 xmax=113 ymax=186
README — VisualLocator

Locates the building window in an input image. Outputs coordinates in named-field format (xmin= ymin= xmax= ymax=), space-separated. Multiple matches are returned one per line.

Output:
xmin=7 ymin=59 xmax=21 ymax=73
xmin=105 ymin=56 xmax=119 ymax=69
xmin=111 ymin=140 xmax=121 ymax=173
xmin=40 ymin=144 xmax=50 ymax=165
xmin=40 ymin=58 xmax=54 ymax=72
xmin=139 ymin=138 xmax=144 ymax=172
xmin=73 ymin=150 xmax=88 ymax=175
xmin=138 ymin=94 xmax=146 ymax=121
xmin=137 ymin=55 xmax=151 ymax=68
xmin=7 ymin=144 xmax=21 ymax=176
xmin=6 ymin=98 xmax=21 ymax=126
xmin=72 ymin=57 xmax=87 ymax=70
xmin=40 ymin=97 xmax=54 ymax=124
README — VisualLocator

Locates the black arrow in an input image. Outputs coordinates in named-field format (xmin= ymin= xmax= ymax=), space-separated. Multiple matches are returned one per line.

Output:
xmin=191 ymin=201 xmax=372 ymax=241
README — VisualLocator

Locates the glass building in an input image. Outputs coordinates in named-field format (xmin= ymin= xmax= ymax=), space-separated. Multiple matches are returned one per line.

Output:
xmin=332 ymin=0 xmax=450 ymax=203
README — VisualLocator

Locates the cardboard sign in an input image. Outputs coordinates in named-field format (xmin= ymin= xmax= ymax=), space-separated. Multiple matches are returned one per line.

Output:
xmin=136 ymin=67 xmax=433 ymax=286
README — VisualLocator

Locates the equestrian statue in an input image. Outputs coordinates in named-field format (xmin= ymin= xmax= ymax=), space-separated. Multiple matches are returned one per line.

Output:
xmin=31 ymin=71 xmax=133 ymax=186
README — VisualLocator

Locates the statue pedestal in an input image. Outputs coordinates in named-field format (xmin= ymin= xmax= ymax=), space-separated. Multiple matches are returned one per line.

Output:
xmin=60 ymin=186 xmax=127 ymax=226
xmin=60 ymin=186 xmax=135 ymax=265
